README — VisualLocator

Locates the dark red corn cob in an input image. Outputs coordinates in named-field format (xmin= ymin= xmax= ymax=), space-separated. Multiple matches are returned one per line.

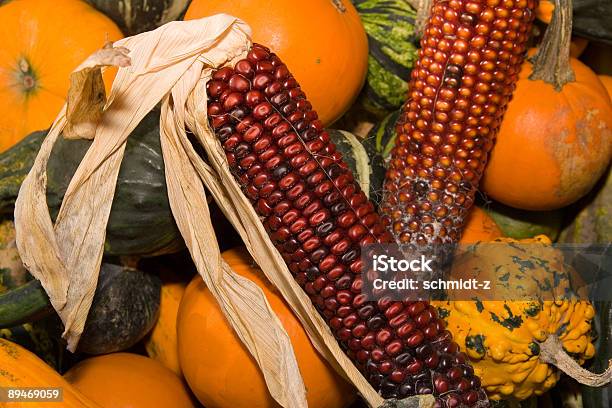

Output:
xmin=206 ymin=43 xmax=489 ymax=407
xmin=382 ymin=0 xmax=538 ymax=246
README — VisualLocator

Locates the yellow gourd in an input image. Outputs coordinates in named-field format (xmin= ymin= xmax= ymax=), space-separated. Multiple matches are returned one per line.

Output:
xmin=433 ymin=236 xmax=610 ymax=400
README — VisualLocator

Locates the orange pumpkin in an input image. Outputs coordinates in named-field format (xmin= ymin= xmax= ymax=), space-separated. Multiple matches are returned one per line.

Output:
xmin=177 ymin=247 xmax=355 ymax=408
xmin=482 ymin=55 xmax=612 ymax=211
xmin=536 ymin=0 xmax=554 ymax=23
xmin=64 ymin=353 xmax=195 ymax=408
xmin=145 ymin=275 xmax=188 ymax=376
xmin=459 ymin=207 xmax=503 ymax=244
xmin=0 ymin=0 xmax=123 ymax=152
xmin=184 ymin=0 xmax=367 ymax=126
xmin=0 ymin=338 xmax=99 ymax=408
xmin=599 ymin=75 xmax=612 ymax=98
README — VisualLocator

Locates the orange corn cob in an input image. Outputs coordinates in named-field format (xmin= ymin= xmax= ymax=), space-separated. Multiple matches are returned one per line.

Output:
xmin=206 ymin=43 xmax=490 ymax=406
xmin=382 ymin=0 xmax=538 ymax=247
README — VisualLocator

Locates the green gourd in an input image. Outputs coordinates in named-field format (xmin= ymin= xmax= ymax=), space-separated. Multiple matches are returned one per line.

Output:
xmin=0 ymin=265 xmax=162 ymax=356
xmin=0 ymin=109 xmax=183 ymax=257
xmin=85 ymin=0 xmax=190 ymax=35
xmin=353 ymin=0 xmax=419 ymax=116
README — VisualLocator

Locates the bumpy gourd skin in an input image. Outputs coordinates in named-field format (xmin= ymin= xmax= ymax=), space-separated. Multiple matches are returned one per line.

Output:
xmin=207 ymin=43 xmax=490 ymax=407
xmin=381 ymin=0 xmax=538 ymax=246
xmin=434 ymin=237 xmax=596 ymax=400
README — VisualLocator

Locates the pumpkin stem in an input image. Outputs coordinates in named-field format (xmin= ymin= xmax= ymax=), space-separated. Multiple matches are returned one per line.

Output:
xmin=18 ymin=58 xmax=29 ymax=73
xmin=529 ymin=0 xmax=575 ymax=91
xmin=331 ymin=0 xmax=347 ymax=13
xmin=17 ymin=57 xmax=37 ymax=93
xmin=539 ymin=335 xmax=612 ymax=387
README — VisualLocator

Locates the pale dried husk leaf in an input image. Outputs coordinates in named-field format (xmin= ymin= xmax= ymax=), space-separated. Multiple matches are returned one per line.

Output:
xmin=13 ymin=15 xmax=433 ymax=408
xmin=63 ymin=44 xmax=132 ymax=140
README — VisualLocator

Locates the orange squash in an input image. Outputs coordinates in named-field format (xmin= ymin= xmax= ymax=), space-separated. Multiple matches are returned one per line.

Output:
xmin=0 ymin=338 xmax=99 ymax=408
xmin=599 ymin=75 xmax=612 ymax=98
xmin=536 ymin=0 xmax=554 ymax=23
xmin=459 ymin=207 xmax=503 ymax=244
xmin=64 ymin=353 xmax=195 ymax=408
xmin=0 ymin=0 xmax=123 ymax=152
xmin=184 ymin=0 xmax=367 ymax=126
xmin=177 ymin=247 xmax=355 ymax=408
xmin=144 ymin=275 xmax=187 ymax=376
xmin=482 ymin=55 xmax=612 ymax=211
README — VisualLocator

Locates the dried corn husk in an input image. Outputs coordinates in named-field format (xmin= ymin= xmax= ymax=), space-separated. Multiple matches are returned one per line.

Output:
xmin=14 ymin=15 xmax=433 ymax=408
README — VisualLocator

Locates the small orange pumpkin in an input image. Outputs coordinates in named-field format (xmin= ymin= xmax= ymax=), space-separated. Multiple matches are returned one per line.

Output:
xmin=482 ymin=55 xmax=612 ymax=210
xmin=0 ymin=0 xmax=123 ymax=152
xmin=177 ymin=247 xmax=355 ymax=408
xmin=599 ymin=75 xmax=612 ymax=98
xmin=0 ymin=338 xmax=99 ymax=408
xmin=184 ymin=0 xmax=368 ymax=126
xmin=459 ymin=207 xmax=503 ymax=244
xmin=144 ymin=274 xmax=188 ymax=376
xmin=64 ymin=353 xmax=195 ymax=408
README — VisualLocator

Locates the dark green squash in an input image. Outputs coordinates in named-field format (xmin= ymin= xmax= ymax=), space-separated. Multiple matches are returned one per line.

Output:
xmin=0 ymin=110 xmax=183 ymax=257
xmin=327 ymin=129 xmax=374 ymax=200
xmin=0 ymin=279 xmax=52 ymax=328
xmin=0 ymin=134 xmax=41 ymax=214
xmin=85 ymin=0 xmax=191 ymax=35
xmin=0 ymin=220 xmax=52 ymax=327
xmin=483 ymin=202 xmax=564 ymax=242
xmin=328 ymin=120 xmax=396 ymax=207
xmin=0 ymin=221 xmax=63 ymax=369
xmin=0 ymin=264 xmax=161 ymax=356
xmin=362 ymin=110 xmax=399 ymax=206
xmin=334 ymin=110 xmax=400 ymax=207
xmin=560 ymin=167 xmax=611 ymax=244
xmin=572 ymin=0 xmax=612 ymax=44
xmin=78 ymin=264 xmax=161 ymax=354
xmin=579 ymin=296 xmax=611 ymax=408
